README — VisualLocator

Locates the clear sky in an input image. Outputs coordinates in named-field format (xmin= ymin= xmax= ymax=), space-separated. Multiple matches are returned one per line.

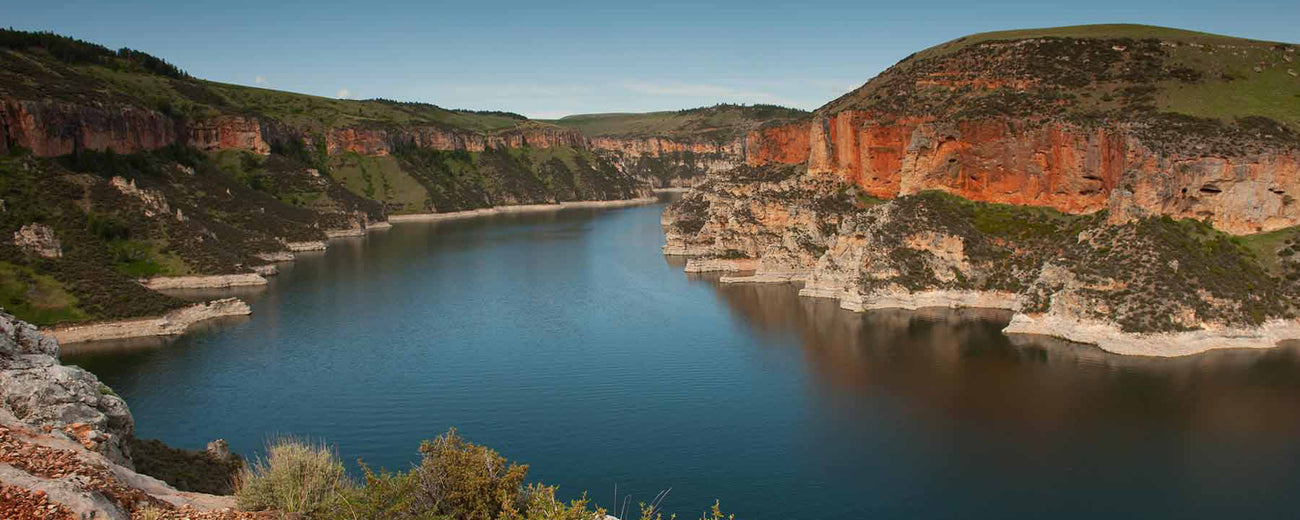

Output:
xmin=6 ymin=0 xmax=1298 ymax=118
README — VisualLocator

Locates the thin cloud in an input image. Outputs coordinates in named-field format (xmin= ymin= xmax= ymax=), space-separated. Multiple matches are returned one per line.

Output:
xmin=335 ymin=88 xmax=352 ymax=99
xmin=254 ymin=75 xmax=266 ymax=85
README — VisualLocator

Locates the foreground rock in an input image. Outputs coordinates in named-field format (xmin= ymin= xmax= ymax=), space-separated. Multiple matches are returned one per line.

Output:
xmin=0 ymin=311 xmax=251 ymax=519
xmin=0 ymin=312 xmax=132 ymax=464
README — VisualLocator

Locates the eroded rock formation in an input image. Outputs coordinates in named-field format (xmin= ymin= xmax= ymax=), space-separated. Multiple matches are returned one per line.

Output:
xmin=746 ymin=114 xmax=1300 ymax=234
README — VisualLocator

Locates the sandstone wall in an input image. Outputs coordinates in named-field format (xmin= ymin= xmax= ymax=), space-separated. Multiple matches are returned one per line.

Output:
xmin=747 ymin=112 xmax=1300 ymax=234
xmin=0 ymin=99 xmax=180 ymax=156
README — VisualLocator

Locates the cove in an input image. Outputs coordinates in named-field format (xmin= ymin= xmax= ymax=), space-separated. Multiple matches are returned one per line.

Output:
xmin=64 ymin=196 xmax=1300 ymax=519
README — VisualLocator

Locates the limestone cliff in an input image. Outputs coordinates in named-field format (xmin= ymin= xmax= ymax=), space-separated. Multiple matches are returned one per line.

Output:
xmin=744 ymin=26 xmax=1300 ymax=234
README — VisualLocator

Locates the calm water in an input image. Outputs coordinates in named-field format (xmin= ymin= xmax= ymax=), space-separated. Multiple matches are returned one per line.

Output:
xmin=65 ymin=197 xmax=1300 ymax=519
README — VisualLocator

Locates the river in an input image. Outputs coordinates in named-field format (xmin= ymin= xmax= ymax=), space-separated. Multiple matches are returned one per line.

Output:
xmin=64 ymin=195 xmax=1300 ymax=519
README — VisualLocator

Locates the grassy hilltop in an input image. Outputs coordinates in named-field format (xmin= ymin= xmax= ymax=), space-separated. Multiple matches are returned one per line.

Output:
xmin=823 ymin=24 xmax=1299 ymax=151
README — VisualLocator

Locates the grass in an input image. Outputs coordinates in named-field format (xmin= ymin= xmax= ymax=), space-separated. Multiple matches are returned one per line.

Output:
xmin=1159 ymin=47 xmax=1300 ymax=127
xmin=236 ymin=437 xmax=349 ymax=515
xmin=1238 ymin=224 xmax=1300 ymax=273
xmin=106 ymin=239 xmax=189 ymax=277
xmin=0 ymin=261 xmax=89 ymax=325
xmin=328 ymin=153 xmax=429 ymax=213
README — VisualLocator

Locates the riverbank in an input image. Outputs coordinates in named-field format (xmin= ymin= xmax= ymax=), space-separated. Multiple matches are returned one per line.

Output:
xmin=44 ymin=298 xmax=252 ymax=345
xmin=388 ymin=197 xmax=658 ymax=222
xmin=1004 ymin=313 xmax=1300 ymax=357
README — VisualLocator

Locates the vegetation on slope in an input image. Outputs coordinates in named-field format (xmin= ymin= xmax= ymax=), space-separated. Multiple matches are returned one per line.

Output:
xmin=821 ymin=24 xmax=1299 ymax=152
xmin=0 ymin=141 xmax=390 ymax=325
xmin=550 ymin=104 xmax=808 ymax=142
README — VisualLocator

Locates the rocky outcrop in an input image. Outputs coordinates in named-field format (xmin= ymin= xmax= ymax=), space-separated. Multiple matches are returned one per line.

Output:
xmin=747 ymin=114 xmax=1300 ymax=234
xmin=0 ymin=312 xmax=245 ymax=519
xmin=322 ymin=123 xmax=588 ymax=156
xmin=588 ymin=136 xmax=745 ymax=187
xmin=12 ymin=223 xmax=62 ymax=259
xmin=284 ymin=240 xmax=326 ymax=252
xmin=45 ymin=298 xmax=251 ymax=344
xmin=0 ymin=311 xmax=133 ymax=464
xmin=187 ymin=116 xmax=272 ymax=154
xmin=1004 ymin=313 xmax=1300 ymax=357
xmin=110 ymin=176 xmax=177 ymax=219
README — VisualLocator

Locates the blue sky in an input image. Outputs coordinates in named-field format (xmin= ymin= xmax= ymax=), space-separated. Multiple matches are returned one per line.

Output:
xmin=6 ymin=0 xmax=1298 ymax=118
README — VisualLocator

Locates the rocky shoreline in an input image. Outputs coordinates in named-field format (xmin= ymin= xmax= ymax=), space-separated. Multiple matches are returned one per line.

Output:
xmin=702 ymin=270 xmax=1300 ymax=357
xmin=45 ymin=298 xmax=252 ymax=345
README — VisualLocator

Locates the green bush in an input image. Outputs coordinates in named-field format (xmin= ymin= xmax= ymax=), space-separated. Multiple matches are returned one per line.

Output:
xmin=326 ymin=462 xmax=437 ymax=520
xmin=235 ymin=437 xmax=350 ymax=515
xmin=411 ymin=428 xmax=529 ymax=520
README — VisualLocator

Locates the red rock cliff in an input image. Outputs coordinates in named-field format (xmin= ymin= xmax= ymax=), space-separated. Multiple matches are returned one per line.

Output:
xmin=1 ymin=99 xmax=180 ymax=156
xmin=747 ymin=112 xmax=1300 ymax=234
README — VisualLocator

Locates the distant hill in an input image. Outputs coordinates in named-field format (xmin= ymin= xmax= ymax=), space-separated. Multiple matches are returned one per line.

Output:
xmin=550 ymin=104 xmax=808 ymax=141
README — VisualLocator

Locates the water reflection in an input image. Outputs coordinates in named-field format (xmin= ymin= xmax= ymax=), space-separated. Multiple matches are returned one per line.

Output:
xmin=703 ymin=279 xmax=1300 ymax=438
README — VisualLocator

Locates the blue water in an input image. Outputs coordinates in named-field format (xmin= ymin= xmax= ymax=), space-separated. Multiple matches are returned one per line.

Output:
xmin=65 ymin=197 xmax=1300 ymax=519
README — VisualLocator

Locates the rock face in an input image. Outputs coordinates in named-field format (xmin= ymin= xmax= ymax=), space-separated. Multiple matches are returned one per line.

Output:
xmin=0 ymin=311 xmax=242 ymax=519
xmin=187 ymin=116 xmax=272 ymax=154
xmin=12 ymin=223 xmax=62 ymax=259
xmin=747 ymin=114 xmax=1300 ymax=234
xmin=589 ymin=136 xmax=745 ymax=187
xmin=0 ymin=311 xmax=132 ymax=464
xmin=0 ymin=99 xmax=180 ymax=157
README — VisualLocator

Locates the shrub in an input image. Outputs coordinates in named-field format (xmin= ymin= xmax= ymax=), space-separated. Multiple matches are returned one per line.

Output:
xmin=411 ymin=428 xmax=529 ymax=520
xmin=326 ymin=462 xmax=433 ymax=520
xmin=500 ymin=484 xmax=600 ymax=520
xmin=235 ymin=437 xmax=349 ymax=515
